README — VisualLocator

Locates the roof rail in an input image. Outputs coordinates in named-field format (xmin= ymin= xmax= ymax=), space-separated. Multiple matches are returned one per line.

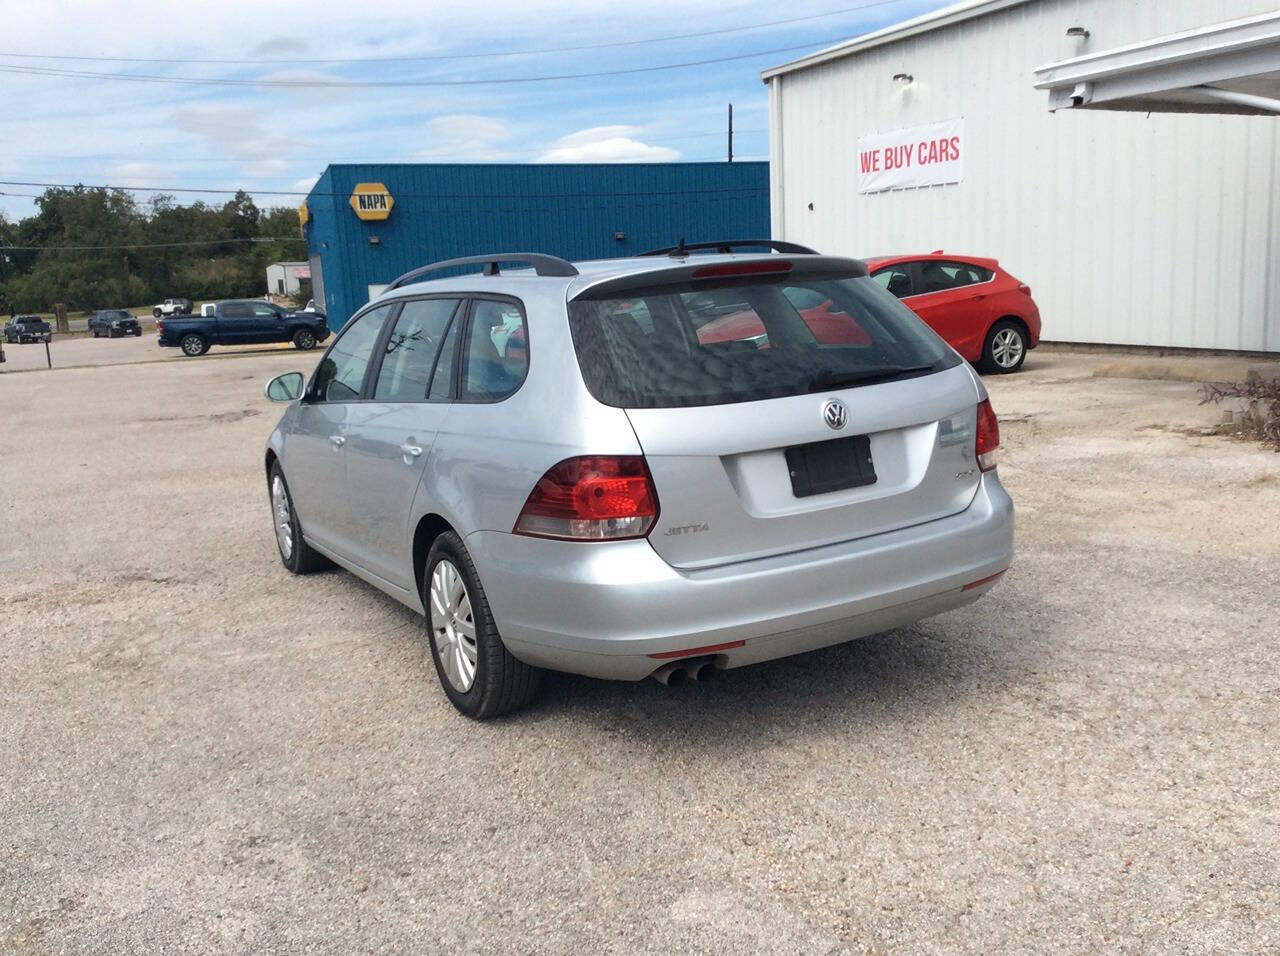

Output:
xmin=638 ymin=238 xmax=819 ymax=257
xmin=386 ymin=253 xmax=579 ymax=291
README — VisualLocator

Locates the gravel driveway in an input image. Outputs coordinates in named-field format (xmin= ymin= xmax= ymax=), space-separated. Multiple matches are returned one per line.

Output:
xmin=2 ymin=350 xmax=1277 ymax=953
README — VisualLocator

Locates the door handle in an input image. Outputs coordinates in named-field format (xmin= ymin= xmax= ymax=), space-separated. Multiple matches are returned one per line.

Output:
xmin=329 ymin=434 xmax=346 ymax=446
xmin=400 ymin=442 xmax=423 ymax=458
xmin=973 ymin=294 xmax=987 ymax=301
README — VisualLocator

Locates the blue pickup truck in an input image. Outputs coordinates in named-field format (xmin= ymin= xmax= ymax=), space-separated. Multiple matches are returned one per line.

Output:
xmin=157 ymin=300 xmax=329 ymax=356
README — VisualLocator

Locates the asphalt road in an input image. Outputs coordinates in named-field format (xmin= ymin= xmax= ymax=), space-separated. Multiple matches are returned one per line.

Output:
xmin=2 ymin=350 xmax=1277 ymax=953
xmin=0 ymin=328 xmax=301 ymax=372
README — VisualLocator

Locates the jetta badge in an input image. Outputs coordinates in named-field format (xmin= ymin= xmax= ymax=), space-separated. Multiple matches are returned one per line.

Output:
xmin=822 ymin=398 xmax=848 ymax=430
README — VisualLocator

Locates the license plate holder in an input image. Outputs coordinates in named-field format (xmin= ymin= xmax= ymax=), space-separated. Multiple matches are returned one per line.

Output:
xmin=785 ymin=434 xmax=877 ymax=498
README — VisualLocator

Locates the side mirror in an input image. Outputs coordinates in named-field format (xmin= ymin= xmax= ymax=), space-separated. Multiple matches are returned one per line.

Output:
xmin=265 ymin=371 xmax=305 ymax=402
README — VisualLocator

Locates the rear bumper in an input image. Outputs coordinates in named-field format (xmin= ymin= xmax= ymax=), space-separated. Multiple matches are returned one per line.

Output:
xmin=467 ymin=471 xmax=1014 ymax=680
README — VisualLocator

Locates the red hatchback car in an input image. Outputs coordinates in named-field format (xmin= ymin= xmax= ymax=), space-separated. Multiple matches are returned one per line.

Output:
xmin=865 ymin=253 xmax=1041 ymax=373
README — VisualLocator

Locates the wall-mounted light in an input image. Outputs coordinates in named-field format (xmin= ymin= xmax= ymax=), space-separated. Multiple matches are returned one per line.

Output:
xmin=614 ymin=231 xmax=626 ymax=241
xmin=893 ymin=72 xmax=914 ymax=84
xmin=1066 ymin=26 xmax=1090 ymax=39
xmin=368 ymin=236 xmax=381 ymax=246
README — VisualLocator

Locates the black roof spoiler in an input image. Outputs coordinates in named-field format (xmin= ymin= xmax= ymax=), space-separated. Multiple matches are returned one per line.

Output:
xmin=386 ymin=253 xmax=578 ymax=291
xmin=638 ymin=238 xmax=819 ymax=257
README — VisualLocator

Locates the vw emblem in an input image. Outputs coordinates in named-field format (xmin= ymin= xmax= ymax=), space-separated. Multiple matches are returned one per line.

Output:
xmin=822 ymin=398 xmax=848 ymax=430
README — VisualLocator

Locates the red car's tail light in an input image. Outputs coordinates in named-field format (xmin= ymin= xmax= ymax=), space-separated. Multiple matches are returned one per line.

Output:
xmin=514 ymin=456 xmax=659 ymax=540
xmin=976 ymin=399 xmax=1000 ymax=471
xmin=1017 ymin=283 xmax=1032 ymax=296
xmin=155 ymin=318 xmax=164 ymax=333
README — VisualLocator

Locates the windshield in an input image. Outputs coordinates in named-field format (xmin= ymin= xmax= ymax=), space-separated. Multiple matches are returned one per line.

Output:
xmin=566 ymin=270 xmax=959 ymax=409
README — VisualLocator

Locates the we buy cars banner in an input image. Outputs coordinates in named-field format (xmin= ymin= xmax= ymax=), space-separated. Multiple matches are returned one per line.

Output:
xmin=856 ymin=118 xmax=964 ymax=194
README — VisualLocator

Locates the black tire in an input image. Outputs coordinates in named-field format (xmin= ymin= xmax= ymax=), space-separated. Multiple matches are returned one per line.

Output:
xmin=91 ymin=328 xmax=99 ymax=338
xmin=153 ymin=308 xmax=162 ymax=318
xmin=979 ymin=319 xmax=1028 ymax=375
xmin=424 ymin=531 xmax=541 ymax=719
xmin=179 ymin=333 xmax=208 ymax=357
xmin=268 ymin=463 xmax=328 ymax=574
xmin=134 ymin=328 xmax=142 ymax=336
xmin=292 ymin=328 xmax=317 ymax=350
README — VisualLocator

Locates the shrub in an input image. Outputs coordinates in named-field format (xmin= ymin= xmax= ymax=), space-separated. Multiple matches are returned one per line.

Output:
xmin=1199 ymin=379 xmax=1280 ymax=449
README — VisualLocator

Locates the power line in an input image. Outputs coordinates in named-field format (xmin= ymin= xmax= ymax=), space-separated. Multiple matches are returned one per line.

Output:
xmin=0 ymin=237 xmax=304 ymax=251
xmin=0 ymin=129 xmax=769 ymax=170
xmin=0 ymin=2 xmax=907 ymax=65
xmin=0 ymin=179 xmax=769 ymax=199
xmin=0 ymin=35 xmax=851 ymax=88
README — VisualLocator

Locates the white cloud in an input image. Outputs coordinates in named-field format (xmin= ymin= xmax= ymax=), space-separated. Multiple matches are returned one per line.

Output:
xmin=420 ymin=115 xmax=513 ymax=160
xmin=293 ymin=175 xmax=320 ymax=193
xmin=107 ymin=162 xmax=171 ymax=187
xmin=537 ymin=126 xmax=680 ymax=163
xmin=171 ymin=104 xmax=306 ymax=181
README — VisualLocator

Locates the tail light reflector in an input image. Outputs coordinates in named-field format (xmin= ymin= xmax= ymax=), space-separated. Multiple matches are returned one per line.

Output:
xmin=976 ymin=399 xmax=1000 ymax=471
xmin=514 ymin=456 xmax=659 ymax=540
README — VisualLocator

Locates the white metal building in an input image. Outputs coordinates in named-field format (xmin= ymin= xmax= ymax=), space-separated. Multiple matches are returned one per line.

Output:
xmin=265 ymin=261 xmax=310 ymax=297
xmin=763 ymin=0 xmax=1280 ymax=353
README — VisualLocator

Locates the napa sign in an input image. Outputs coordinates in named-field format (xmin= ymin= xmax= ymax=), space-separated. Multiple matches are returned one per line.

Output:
xmin=856 ymin=118 xmax=964 ymax=194
xmin=349 ymin=182 xmax=395 ymax=221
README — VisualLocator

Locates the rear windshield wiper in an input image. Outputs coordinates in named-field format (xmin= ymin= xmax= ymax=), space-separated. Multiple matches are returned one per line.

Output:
xmin=809 ymin=364 xmax=935 ymax=390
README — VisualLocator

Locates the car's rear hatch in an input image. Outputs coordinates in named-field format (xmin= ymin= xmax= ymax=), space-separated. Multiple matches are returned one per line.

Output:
xmin=566 ymin=256 xmax=983 ymax=570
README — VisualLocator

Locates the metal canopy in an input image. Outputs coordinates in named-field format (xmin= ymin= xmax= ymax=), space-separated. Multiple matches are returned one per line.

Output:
xmin=1033 ymin=11 xmax=1280 ymax=115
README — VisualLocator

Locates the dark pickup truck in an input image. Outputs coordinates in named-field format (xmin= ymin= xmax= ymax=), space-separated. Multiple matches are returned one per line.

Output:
xmin=90 ymin=309 xmax=142 ymax=338
xmin=157 ymin=300 xmax=329 ymax=357
xmin=4 ymin=315 xmax=53 ymax=344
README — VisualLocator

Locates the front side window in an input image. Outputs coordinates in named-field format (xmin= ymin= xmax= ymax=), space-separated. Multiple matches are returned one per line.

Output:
xmin=310 ymin=304 xmax=394 ymax=402
xmin=872 ymin=265 xmax=914 ymax=299
xmin=567 ymin=269 xmax=956 ymax=409
xmin=373 ymin=298 xmax=460 ymax=402
xmin=460 ymin=300 xmax=528 ymax=402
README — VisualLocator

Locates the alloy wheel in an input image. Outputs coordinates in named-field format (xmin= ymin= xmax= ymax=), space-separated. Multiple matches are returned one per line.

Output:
xmin=429 ymin=559 xmax=478 ymax=693
xmin=271 ymin=475 xmax=293 ymax=560
xmin=992 ymin=328 xmax=1025 ymax=369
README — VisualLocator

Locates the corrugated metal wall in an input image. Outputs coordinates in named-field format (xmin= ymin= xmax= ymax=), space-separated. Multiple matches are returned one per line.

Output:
xmin=305 ymin=163 xmax=769 ymax=327
xmin=768 ymin=0 xmax=1280 ymax=353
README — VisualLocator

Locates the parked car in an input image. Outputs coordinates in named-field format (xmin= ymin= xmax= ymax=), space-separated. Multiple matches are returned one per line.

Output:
xmin=157 ymin=299 xmax=330 ymax=356
xmin=89 ymin=309 xmax=142 ymax=338
xmin=864 ymin=253 xmax=1041 ymax=373
xmin=262 ymin=243 xmax=1013 ymax=718
xmin=3 ymin=315 xmax=52 ymax=344
xmin=152 ymin=298 xmax=193 ymax=318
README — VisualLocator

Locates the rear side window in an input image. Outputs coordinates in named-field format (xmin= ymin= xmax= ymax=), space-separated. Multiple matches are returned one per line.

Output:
xmin=919 ymin=261 xmax=993 ymax=293
xmin=373 ymin=298 xmax=460 ymax=402
xmin=460 ymin=299 xmax=528 ymax=402
xmin=567 ymin=271 xmax=957 ymax=409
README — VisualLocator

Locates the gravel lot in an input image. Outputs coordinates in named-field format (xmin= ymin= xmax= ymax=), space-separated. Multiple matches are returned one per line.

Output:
xmin=2 ymin=349 xmax=1277 ymax=953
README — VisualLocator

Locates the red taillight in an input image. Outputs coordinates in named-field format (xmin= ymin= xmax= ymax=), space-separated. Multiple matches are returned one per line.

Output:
xmin=155 ymin=318 xmax=164 ymax=333
xmin=976 ymin=399 xmax=1000 ymax=471
xmin=1017 ymin=283 xmax=1032 ymax=296
xmin=691 ymin=260 xmax=792 ymax=280
xmin=514 ymin=456 xmax=659 ymax=540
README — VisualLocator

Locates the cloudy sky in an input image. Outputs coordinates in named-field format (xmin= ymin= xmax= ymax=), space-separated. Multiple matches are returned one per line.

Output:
xmin=0 ymin=0 xmax=948 ymax=220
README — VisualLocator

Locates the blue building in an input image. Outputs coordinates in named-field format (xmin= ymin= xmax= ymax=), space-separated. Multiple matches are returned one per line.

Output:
xmin=302 ymin=162 xmax=769 ymax=327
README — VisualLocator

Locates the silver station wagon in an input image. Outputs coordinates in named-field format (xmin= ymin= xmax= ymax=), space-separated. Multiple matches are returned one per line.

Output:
xmin=264 ymin=240 xmax=1013 ymax=718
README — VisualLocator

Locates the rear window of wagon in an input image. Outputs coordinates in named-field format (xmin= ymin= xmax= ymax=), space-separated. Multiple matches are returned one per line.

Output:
xmin=566 ymin=270 xmax=959 ymax=409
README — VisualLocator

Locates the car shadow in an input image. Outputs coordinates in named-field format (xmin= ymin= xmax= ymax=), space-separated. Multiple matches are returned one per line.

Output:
xmin=328 ymin=568 xmax=1034 ymax=751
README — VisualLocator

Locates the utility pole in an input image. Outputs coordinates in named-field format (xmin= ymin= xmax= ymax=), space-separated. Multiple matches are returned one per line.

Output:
xmin=727 ymin=103 xmax=734 ymax=163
